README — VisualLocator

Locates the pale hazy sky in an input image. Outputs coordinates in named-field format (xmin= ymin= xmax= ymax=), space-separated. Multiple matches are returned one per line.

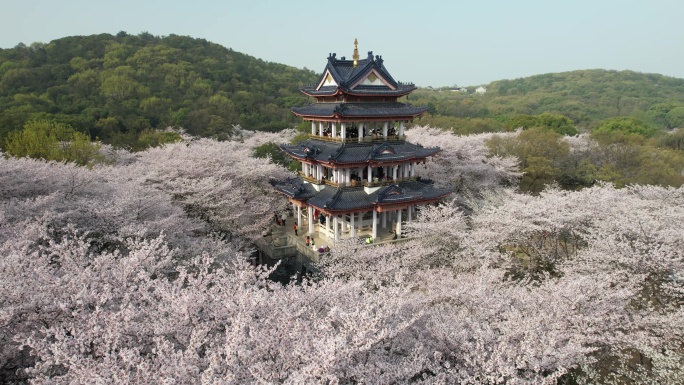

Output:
xmin=1 ymin=0 xmax=681 ymax=87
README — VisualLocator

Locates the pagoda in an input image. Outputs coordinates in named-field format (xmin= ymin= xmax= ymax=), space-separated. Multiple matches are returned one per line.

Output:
xmin=272 ymin=40 xmax=451 ymax=243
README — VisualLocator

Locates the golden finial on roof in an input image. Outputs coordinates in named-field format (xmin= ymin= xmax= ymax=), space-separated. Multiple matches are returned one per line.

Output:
xmin=353 ymin=38 xmax=359 ymax=68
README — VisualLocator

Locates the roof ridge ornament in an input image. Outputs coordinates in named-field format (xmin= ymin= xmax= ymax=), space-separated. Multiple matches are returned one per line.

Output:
xmin=353 ymin=38 xmax=359 ymax=68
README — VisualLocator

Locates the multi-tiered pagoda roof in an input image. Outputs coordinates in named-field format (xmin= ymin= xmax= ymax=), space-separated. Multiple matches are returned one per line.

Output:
xmin=271 ymin=41 xmax=451 ymax=242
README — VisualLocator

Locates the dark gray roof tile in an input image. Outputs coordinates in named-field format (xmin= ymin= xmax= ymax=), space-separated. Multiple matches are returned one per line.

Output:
xmin=280 ymin=139 xmax=441 ymax=164
xmin=301 ymin=180 xmax=452 ymax=212
xmin=271 ymin=177 xmax=318 ymax=200
xmin=291 ymin=102 xmax=428 ymax=118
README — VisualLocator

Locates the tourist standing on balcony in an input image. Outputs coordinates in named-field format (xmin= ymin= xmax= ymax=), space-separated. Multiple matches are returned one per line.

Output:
xmin=294 ymin=223 xmax=298 ymax=236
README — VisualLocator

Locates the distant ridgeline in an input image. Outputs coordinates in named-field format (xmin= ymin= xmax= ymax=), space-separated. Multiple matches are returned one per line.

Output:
xmin=411 ymin=69 xmax=684 ymax=135
xmin=0 ymin=32 xmax=318 ymax=149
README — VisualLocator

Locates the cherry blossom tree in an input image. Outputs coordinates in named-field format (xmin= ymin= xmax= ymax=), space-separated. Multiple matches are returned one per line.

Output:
xmin=0 ymin=155 xmax=211 ymax=256
xmin=1 ymin=131 xmax=296 ymax=382
xmin=451 ymin=183 xmax=684 ymax=384
xmin=4 ymin=223 xmax=414 ymax=384
xmin=406 ymin=126 xmax=521 ymax=195
xmin=114 ymin=132 xmax=295 ymax=249
xmin=2 ymin=131 xmax=683 ymax=384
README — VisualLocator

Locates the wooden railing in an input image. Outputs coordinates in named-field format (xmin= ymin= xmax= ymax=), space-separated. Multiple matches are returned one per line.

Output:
xmin=298 ymin=172 xmax=417 ymax=189
xmin=360 ymin=176 xmax=417 ymax=188
xmin=299 ymin=173 xmax=321 ymax=184
xmin=308 ymin=134 xmax=405 ymax=143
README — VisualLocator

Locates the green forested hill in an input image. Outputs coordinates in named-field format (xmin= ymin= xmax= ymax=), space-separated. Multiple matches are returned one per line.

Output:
xmin=409 ymin=70 xmax=684 ymax=191
xmin=0 ymin=32 xmax=317 ymax=148
xmin=411 ymin=69 xmax=684 ymax=134
xmin=4 ymin=32 xmax=684 ymax=151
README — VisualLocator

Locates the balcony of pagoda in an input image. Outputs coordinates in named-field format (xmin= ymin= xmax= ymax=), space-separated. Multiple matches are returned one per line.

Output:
xmin=299 ymin=173 xmax=322 ymax=185
xmin=360 ymin=176 xmax=418 ymax=188
xmin=308 ymin=134 xmax=406 ymax=143
xmin=299 ymin=171 xmax=418 ymax=189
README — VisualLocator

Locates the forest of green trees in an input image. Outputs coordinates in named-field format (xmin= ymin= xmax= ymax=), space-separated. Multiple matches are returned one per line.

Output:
xmin=0 ymin=32 xmax=317 ymax=149
xmin=407 ymin=70 xmax=684 ymax=191
xmin=411 ymin=69 xmax=684 ymax=134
